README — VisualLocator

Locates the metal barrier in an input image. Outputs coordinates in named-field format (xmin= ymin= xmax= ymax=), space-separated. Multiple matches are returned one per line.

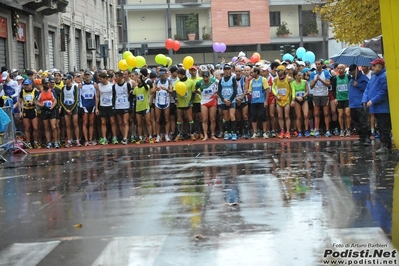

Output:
xmin=0 ymin=106 xmax=28 ymax=162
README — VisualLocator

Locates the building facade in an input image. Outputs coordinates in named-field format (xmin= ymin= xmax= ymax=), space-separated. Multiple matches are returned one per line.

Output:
xmin=0 ymin=0 xmax=118 ymax=73
xmin=119 ymin=0 xmax=328 ymax=65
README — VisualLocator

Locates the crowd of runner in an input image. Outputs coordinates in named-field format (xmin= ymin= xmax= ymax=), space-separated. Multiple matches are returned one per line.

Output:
xmin=0 ymin=56 xmax=383 ymax=150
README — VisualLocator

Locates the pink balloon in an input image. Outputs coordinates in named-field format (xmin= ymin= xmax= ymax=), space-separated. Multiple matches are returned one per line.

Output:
xmin=232 ymin=56 xmax=238 ymax=63
xmin=213 ymin=42 xmax=220 ymax=52
xmin=220 ymin=43 xmax=226 ymax=53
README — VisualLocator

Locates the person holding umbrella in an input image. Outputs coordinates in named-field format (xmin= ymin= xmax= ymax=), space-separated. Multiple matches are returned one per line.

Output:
xmin=362 ymin=58 xmax=391 ymax=153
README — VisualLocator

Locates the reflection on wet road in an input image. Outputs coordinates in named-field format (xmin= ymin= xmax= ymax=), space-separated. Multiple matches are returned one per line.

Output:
xmin=0 ymin=141 xmax=398 ymax=265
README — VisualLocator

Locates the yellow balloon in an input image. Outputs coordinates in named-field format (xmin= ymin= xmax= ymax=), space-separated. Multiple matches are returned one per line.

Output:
xmin=118 ymin=59 xmax=128 ymax=71
xmin=126 ymin=55 xmax=137 ymax=67
xmin=165 ymin=57 xmax=173 ymax=67
xmin=175 ymin=81 xmax=187 ymax=96
xmin=183 ymin=56 xmax=194 ymax=69
xmin=136 ymin=56 xmax=146 ymax=68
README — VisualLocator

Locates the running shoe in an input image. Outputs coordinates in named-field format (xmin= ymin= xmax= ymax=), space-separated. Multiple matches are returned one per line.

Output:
xmin=314 ymin=130 xmax=320 ymax=138
xmin=121 ymin=138 xmax=128 ymax=145
xmin=298 ymin=132 xmax=303 ymax=138
xmin=293 ymin=130 xmax=298 ymax=137
xmin=46 ymin=142 xmax=52 ymax=149
xmin=304 ymin=131 xmax=310 ymax=138
xmin=34 ymin=141 xmax=41 ymax=149
xmin=174 ymin=134 xmax=183 ymax=142
xmin=99 ymin=138 xmax=107 ymax=145
xmin=155 ymin=136 xmax=161 ymax=143
xmin=340 ymin=129 xmax=345 ymax=137
xmin=75 ymin=140 xmax=82 ymax=147
xmin=271 ymin=130 xmax=277 ymax=138
xmin=345 ymin=129 xmax=351 ymax=137
xmin=263 ymin=132 xmax=269 ymax=139
xmin=165 ymin=135 xmax=171 ymax=142
xmin=54 ymin=142 xmax=60 ymax=149
xmin=149 ymin=137 xmax=154 ymax=144
xmin=334 ymin=128 xmax=340 ymax=136
xmin=26 ymin=143 xmax=33 ymax=149
xmin=231 ymin=133 xmax=237 ymax=141
xmin=224 ymin=131 xmax=230 ymax=140
xmin=278 ymin=130 xmax=285 ymax=139
xmin=284 ymin=132 xmax=291 ymax=139
xmin=251 ymin=133 xmax=257 ymax=139
xmin=84 ymin=141 xmax=90 ymax=146
xmin=191 ymin=134 xmax=197 ymax=141
xmin=89 ymin=140 xmax=97 ymax=146
xmin=244 ymin=133 xmax=249 ymax=139
xmin=112 ymin=137 xmax=118 ymax=144
xmin=325 ymin=130 xmax=332 ymax=137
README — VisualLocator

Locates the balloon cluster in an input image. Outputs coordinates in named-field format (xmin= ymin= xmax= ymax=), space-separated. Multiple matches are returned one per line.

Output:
xmin=155 ymin=54 xmax=173 ymax=67
xmin=118 ymin=51 xmax=147 ymax=71
xmin=294 ymin=47 xmax=315 ymax=64
xmin=250 ymin=52 xmax=261 ymax=64
xmin=213 ymin=42 xmax=226 ymax=53
xmin=165 ymin=38 xmax=181 ymax=52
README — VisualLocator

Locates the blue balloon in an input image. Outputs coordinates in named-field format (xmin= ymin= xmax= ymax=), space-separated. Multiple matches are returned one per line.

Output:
xmin=282 ymin=53 xmax=294 ymax=61
xmin=296 ymin=47 xmax=306 ymax=59
xmin=302 ymin=51 xmax=316 ymax=64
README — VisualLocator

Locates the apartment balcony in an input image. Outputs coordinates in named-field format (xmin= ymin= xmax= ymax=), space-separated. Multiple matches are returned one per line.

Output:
xmin=125 ymin=0 xmax=210 ymax=11
xmin=22 ymin=0 xmax=69 ymax=15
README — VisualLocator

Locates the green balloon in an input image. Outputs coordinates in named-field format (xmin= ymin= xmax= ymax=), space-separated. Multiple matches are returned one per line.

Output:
xmin=123 ymin=51 xmax=133 ymax=59
xmin=155 ymin=54 xmax=166 ymax=65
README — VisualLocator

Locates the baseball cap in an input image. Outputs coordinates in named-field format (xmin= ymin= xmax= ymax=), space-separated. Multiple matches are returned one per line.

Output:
xmin=277 ymin=65 xmax=286 ymax=71
xmin=370 ymin=58 xmax=385 ymax=66
xmin=302 ymin=68 xmax=311 ymax=74
xmin=23 ymin=79 xmax=32 ymax=85
xmin=42 ymin=78 xmax=50 ymax=84
xmin=177 ymin=63 xmax=183 ymax=67
xmin=202 ymin=71 xmax=210 ymax=77
xmin=15 ymin=75 xmax=23 ymax=80
xmin=159 ymin=68 xmax=167 ymax=75
xmin=223 ymin=64 xmax=232 ymax=69
xmin=297 ymin=61 xmax=306 ymax=67
xmin=11 ymin=68 xmax=18 ymax=73
xmin=2 ymin=71 xmax=9 ymax=80
xmin=286 ymin=64 xmax=296 ymax=70
xmin=199 ymin=65 xmax=208 ymax=72
xmin=49 ymin=76 xmax=55 ymax=82
xmin=169 ymin=66 xmax=178 ymax=73
xmin=26 ymin=70 xmax=34 ymax=76
xmin=65 ymin=74 xmax=73 ymax=80
xmin=348 ymin=64 xmax=358 ymax=72
xmin=84 ymin=70 xmax=92 ymax=75
xmin=261 ymin=65 xmax=271 ymax=71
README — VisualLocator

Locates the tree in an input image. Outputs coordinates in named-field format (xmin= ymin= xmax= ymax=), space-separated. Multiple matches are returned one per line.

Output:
xmin=314 ymin=0 xmax=381 ymax=44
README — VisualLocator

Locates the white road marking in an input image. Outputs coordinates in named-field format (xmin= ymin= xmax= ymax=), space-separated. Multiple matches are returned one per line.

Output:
xmin=0 ymin=241 xmax=61 ymax=266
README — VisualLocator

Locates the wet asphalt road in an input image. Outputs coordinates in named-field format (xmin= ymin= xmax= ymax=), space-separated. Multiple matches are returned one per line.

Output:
xmin=0 ymin=141 xmax=398 ymax=266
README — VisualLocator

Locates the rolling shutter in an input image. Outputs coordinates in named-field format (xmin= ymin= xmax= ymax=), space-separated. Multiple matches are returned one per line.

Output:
xmin=17 ymin=42 xmax=25 ymax=71
xmin=75 ymin=38 xmax=80 ymax=70
xmin=64 ymin=36 xmax=69 ymax=72
xmin=48 ymin=33 xmax=54 ymax=69
xmin=0 ymin=38 xmax=6 ymax=67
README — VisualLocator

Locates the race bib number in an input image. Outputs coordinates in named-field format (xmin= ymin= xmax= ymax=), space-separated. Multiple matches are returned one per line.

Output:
xmin=296 ymin=92 xmax=304 ymax=97
xmin=24 ymin=95 xmax=33 ymax=101
xmin=83 ymin=93 xmax=94 ymax=99
xmin=222 ymin=89 xmax=231 ymax=97
xmin=252 ymin=91 xmax=260 ymax=99
xmin=137 ymin=94 xmax=144 ymax=102
xmin=64 ymin=99 xmax=75 ymax=105
xmin=204 ymin=88 xmax=213 ymax=95
xmin=43 ymin=100 xmax=52 ymax=108
xmin=117 ymin=98 xmax=127 ymax=103
xmin=337 ymin=84 xmax=348 ymax=92
xmin=277 ymin=88 xmax=287 ymax=95
xmin=158 ymin=95 xmax=166 ymax=105
xmin=101 ymin=96 xmax=111 ymax=105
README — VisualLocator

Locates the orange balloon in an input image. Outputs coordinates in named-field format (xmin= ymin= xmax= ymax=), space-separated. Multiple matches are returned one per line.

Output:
xmin=253 ymin=52 xmax=261 ymax=60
